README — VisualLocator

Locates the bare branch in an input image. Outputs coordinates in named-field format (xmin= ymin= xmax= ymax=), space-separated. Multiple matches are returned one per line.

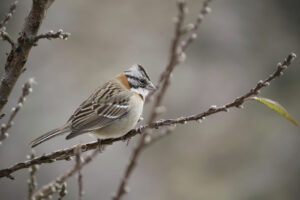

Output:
xmin=27 ymin=150 xmax=38 ymax=200
xmin=0 ymin=53 xmax=295 ymax=180
xmin=0 ymin=128 xmax=144 ymax=179
xmin=33 ymin=29 xmax=70 ymax=44
xmin=0 ymin=0 xmax=58 ymax=113
xmin=0 ymin=1 xmax=18 ymax=48
xmin=146 ymin=0 xmax=212 ymax=103
xmin=75 ymin=146 xmax=84 ymax=200
xmin=57 ymin=182 xmax=67 ymax=200
xmin=32 ymin=149 xmax=99 ymax=200
xmin=0 ymin=31 xmax=16 ymax=48
xmin=0 ymin=1 xmax=18 ymax=30
xmin=0 ymin=78 xmax=34 ymax=143
xmin=146 ymin=1 xmax=187 ymax=103
xmin=181 ymin=0 xmax=212 ymax=52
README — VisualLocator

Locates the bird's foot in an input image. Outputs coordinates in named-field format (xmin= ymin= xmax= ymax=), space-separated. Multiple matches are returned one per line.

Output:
xmin=97 ymin=139 xmax=104 ymax=152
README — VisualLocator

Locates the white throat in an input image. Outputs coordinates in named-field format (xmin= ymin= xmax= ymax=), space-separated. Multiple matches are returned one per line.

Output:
xmin=131 ymin=88 xmax=149 ymax=100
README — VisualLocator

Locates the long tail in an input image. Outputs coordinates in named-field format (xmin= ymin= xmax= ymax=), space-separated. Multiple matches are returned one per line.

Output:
xmin=30 ymin=125 xmax=70 ymax=148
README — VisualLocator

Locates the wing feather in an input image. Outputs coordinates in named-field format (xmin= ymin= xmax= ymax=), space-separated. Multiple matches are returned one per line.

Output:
xmin=67 ymin=80 xmax=132 ymax=137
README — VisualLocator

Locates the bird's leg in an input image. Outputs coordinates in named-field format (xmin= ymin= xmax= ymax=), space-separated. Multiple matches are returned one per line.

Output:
xmin=121 ymin=135 xmax=131 ymax=146
xmin=97 ymin=139 xmax=103 ymax=152
xmin=126 ymin=138 xmax=131 ymax=146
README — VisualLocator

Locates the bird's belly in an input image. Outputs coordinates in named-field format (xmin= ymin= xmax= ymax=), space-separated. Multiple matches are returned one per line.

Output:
xmin=91 ymin=94 xmax=143 ymax=139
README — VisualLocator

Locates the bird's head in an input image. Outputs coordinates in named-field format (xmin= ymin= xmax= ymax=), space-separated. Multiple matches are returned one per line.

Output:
xmin=124 ymin=64 xmax=156 ymax=100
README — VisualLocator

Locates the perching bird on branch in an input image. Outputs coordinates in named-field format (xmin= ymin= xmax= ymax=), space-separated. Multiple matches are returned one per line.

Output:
xmin=30 ymin=64 xmax=156 ymax=148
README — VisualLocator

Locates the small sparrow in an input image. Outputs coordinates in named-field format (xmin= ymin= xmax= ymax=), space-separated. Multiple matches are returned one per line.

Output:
xmin=30 ymin=64 xmax=156 ymax=148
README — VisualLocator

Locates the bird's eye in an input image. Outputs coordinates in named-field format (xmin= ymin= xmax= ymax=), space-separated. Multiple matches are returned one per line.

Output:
xmin=140 ymin=79 xmax=147 ymax=85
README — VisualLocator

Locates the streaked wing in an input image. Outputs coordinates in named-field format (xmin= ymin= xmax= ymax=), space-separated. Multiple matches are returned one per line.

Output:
xmin=68 ymin=81 xmax=132 ymax=134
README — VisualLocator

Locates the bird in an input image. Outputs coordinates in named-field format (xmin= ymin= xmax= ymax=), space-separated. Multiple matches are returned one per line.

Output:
xmin=30 ymin=64 xmax=156 ymax=148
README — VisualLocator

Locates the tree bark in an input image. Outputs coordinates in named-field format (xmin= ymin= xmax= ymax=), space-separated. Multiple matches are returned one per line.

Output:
xmin=0 ymin=0 xmax=55 ymax=113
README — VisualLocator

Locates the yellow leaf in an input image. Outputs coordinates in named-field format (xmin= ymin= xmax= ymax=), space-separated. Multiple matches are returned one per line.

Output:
xmin=248 ymin=96 xmax=298 ymax=126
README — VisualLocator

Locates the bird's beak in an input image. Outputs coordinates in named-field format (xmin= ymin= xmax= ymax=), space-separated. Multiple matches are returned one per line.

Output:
xmin=147 ymin=82 xmax=156 ymax=91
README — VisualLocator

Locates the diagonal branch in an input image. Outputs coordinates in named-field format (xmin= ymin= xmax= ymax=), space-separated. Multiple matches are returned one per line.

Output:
xmin=0 ymin=53 xmax=296 ymax=180
xmin=0 ymin=0 xmax=57 ymax=113
xmin=181 ymin=0 xmax=211 ymax=52
xmin=0 ymin=78 xmax=34 ymax=143
xmin=0 ymin=1 xmax=18 ymax=30
xmin=32 ymin=149 xmax=99 ymax=200
xmin=0 ymin=1 xmax=18 ymax=49
xmin=57 ymin=182 xmax=67 ymax=200
xmin=75 ymin=146 xmax=84 ymax=200
xmin=0 ymin=31 xmax=16 ymax=48
xmin=146 ymin=1 xmax=186 ymax=103
xmin=146 ymin=0 xmax=211 ymax=103
xmin=27 ymin=150 xmax=38 ymax=200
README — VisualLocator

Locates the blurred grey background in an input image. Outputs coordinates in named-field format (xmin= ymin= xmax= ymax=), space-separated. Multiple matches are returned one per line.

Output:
xmin=0 ymin=0 xmax=299 ymax=199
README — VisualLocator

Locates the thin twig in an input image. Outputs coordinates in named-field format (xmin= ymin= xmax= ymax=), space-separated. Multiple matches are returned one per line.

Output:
xmin=58 ymin=182 xmax=67 ymax=200
xmin=0 ymin=1 xmax=18 ymax=30
xmin=0 ymin=31 xmax=16 ymax=48
xmin=27 ymin=150 xmax=38 ymax=200
xmin=0 ymin=1 xmax=18 ymax=49
xmin=33 ymin=29 xmax=70 ymax=44
xmin=75 ymin=146 xmax=84 ymax=200
xmin=181 ymin=0 xmax=212 ymax=52
xmin=0 ymin=53 xmax=296 ymax=179
xmin=0 ymin=78 xmax=34 ymax=143
xmin=146 ymin=0 xmax=212 ymax=103
xmin=146 ymin=1 xmax=187 ymax=103
xmin=32 ymin=149 xmax=99 ymax=200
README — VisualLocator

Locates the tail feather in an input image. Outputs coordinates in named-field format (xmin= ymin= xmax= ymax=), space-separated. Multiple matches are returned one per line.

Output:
xmin=30 ymin=126 xmax=70 ymax=148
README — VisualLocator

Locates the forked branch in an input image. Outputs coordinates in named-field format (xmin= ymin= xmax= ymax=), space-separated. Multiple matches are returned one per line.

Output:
xmin=32 ymin=149 xmax=98 ymax=200
xmin=0 ymin=78 xmax=35 ymax=143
